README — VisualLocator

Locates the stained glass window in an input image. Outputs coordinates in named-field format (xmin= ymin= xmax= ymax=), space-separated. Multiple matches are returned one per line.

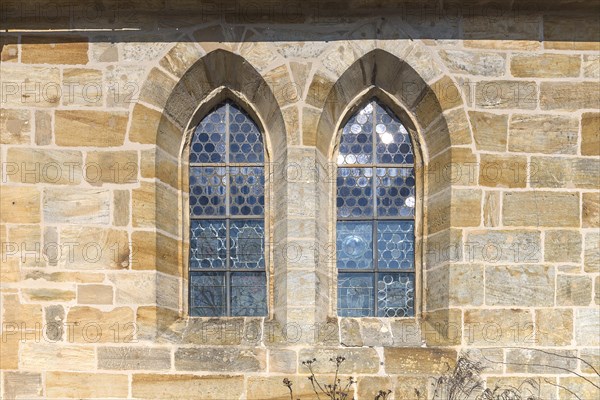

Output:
xmin=189 ymin=101 xmax=267 ymax=317
xmin=337 ymin=99 xmax=416 ymax=317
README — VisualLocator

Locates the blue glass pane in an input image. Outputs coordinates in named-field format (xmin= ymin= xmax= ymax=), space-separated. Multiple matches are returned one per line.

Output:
xmin=228 ymin=103 xmax=264 ymax=164
xmin=338 ymin=103 xmax=374 ymax=165
xmin=336 ymin=222 xmax=373 ymax=270
xmin=337 ymin=167 xmax=373 ymax=218
xmin=338 ymin=273 xmax=374 ymax=317
xmin=230 ymin=166 xmax=265 ymax=216
xmin=376 ymin=167 xmax=415 ymax=217
xmin=375 ymin=102 xmax=413 ymax=164
xmin=377 ymin=273 xmax=414 ymax=317
xmin=230 ymin=220 xmax=264 ymax=269
xmin=377 ymin=221 xmax=414 ymax=270
xmin=190 ymin=104 xmax=226 ymax=164
xmin=231 ymin=272 xmax=267 ymax=316
xmin=189 ymin=166 xmax=227 ymax=216
xmin=190 ymin=220 xmax=227 ymax=269
xmin=190 ymin=272 xmax=226 ymax=316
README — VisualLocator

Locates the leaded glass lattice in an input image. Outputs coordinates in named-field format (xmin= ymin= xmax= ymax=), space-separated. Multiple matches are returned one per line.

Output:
xmin=337 ymin=99 xmax=416 ymax=317
xmin=189 ymin=101 xmax=267 ymax=317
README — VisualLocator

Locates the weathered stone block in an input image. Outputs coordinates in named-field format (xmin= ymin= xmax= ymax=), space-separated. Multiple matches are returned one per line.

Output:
xmin=85 ymin=151 xmax=138 ymax=185
xmin=384 ymin=347 xmax=456 ymax=374
xmin=439 ymin=49 xmax=505 ymax=76
xmin=475 ymin=80 xmax=537 ymax=109
xmin=540 ymin=82 xmax=600 ymax=110
xmin=55 ymin=110 xmax=128 ymax=147
xmin=558 ymin=377 xmax=600 ymax=400
xmin=479 ymin=154 xmax=527 ymax=188
xmin=22 ymin=288 xmax=76 ymax=302
xmin=298 ymin=348 xmax=379 ymax=374
xmin=1 ymin=108 xmax=31 ymax=144
xmin=544 ymin=230 xmax=581 ymax=263
xmin=483 ymin=191 xmax=501 ymax=227
xmin=508 ymin=114 xmax=578 ymax=154
xmin=110 ymin=272 xmax=156 ymax=305
xmin=58 ymin=226 xmax=129 ymax=269
xmin=44 ymin=187 xmax=110 ymax=224
xmin=77 ymin=284 xmax=113 ymax=305
xmin=584 ymin=232 xmax=600 ymax=273
xmin=269 ymin=349 xmax=297 ymax=374
xmin=583 ymin=55 xmax=600 ymax=78
xmin=46 ymin=372 xmax=128 ymax=398
xmin=62 ymin=68 xmax=103 ymax=106
xmin=535 ymin=309 xmax=573 ymax=346
xmin=464 ymin=229 xmax=541 ymax=264
xmin=575 ymin=308 xmax=599 ymax=347
xmin=35 ymin=110 xmax=52 ymax=145
xmin=113 ymin=189 xmax=130 ymax=226
xmin=511 ymin=54 xmax=581 ymax=78
xmin=469 ymin=111 xmax=507 ymax=152
xmin=503 ymin=192 xmax=579 ymax=227
xmin=506 ymin=348 xmax=577 ymax=374
xmin=22 ymin=35 xmax=88 ymax=64
xmin=98 ymin=346 xmax=171 ymax=370
xmin=557 ymin=275 xmax=593 ymax=306
xmin=0 ymin=186 xmax=40 ymax=223
xmin=0 ymin=65 xmax=61 ymax=107
xmin=486 ymin=265 xmax=554 ymax=307
xmin=2 ymin=372 xmax=43 ymax=399
xmin=581 ymin=112 xmax=600 ymax=156
xmin=132 ymin=181 xmax=155 ymax=228
xmin=45 ymin=304 xmax=65 ymax=341
xmin=531 ymin=157 xmax=600 ymax=189
xmin=133 ymin=374 xmax=244 ymax=399
xmin=175 ymin=347 xmax=266 ymax=372
xmin=464 ymin=309 xmax=533 ymax=346
xmin=20 ymin=342 xmax=96 ymax=370
xmin=66 ymin=306 xmax=135 ymax=343
xmin=6 ymin=148 xmax=83 ymax=184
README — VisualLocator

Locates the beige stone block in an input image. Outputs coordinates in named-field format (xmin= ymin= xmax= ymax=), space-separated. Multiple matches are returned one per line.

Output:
xmin=479 ymin=154 xmax=527 ymax=188
xmin=78 ymin=284 xmax=113 ymax=305
xmin=0 ymin=65 xmax=61 ymax=107
xmin=486 ymin=265 xmax=554 ymax=307
xmin=306 ymin=71 xmax=334 ymax=108
xmin=66 ymin=306 xmax=135 ymax=344
xmin=44 ymin=188 xmax=110 ymax=224
xmin=540 ymin=82 xmax=600 ymax=110
xmin=464 ymin=309 xmax=534 ymax=347
xmin=426 ymin=147 xmax=477 ymax=197
xmin=90 ymin=40 xmax=118 ymax=62
xmin=511 ymin=54 xmax=581 ymax=78
xmin=535 ymin=309 xmax=573 ymax=346
xmin=575 ymin=308 xmax=600 ymax=347
xmin=393 ymin=376 xmax=429 ymax=400
xmin=390 ymin=320 xmax=422 ymax=347
xmin=22 ymin=270 xmax=104 ymax=284
xmin=114 ymin=189 xmax=130 ymax=226
xmin=110 ymin=271 xmax=156 ymax=305
xmin=360 ymin=318 xmax=393 ymax=347
xmin=420 ymin=308 xmax=462 ymax=346
xmin=445 ymin=108 xmax=471 ymax=146
xmin=506 ymin=348 xmax=577 ymax=374
xmin=35 ymin=110 xmax=52 ymax=145
xmin=544 ymin=15 xmax=600 ymax=50
xmin=131 ymin=230 xmax=156 ymax=270
xmin=531 ymin=157 xmax=600 ymax=189
xmin=22 ymin=288 xmax=76 ymax=302
xmin=46 ymin=372 xmax=128 ymax=398
xmin=298 ymin=348 xmax=379 ymax=374
xmin=132 ymin=181 xmax=155 ymax=228
xmin=20 ymin=342 xmax=96 ymax=370
xmin=2 ymin=372 xmax=43 ymax=399
xmin=282 ymin=105 xmax=300 ymax=145
xmin=0 ymin=258 xmax=20 ymax=283
xmin=483 ymin=191 xmax=501 ymax=227
xmin=58 ymin=226 xmax=129 ymax=270
xmin=581 ymin=112 xmax=600 ymax=156
xmin=22 ymin=35 xmax=88 ymax=64
xmin=596 ymin=276 xmax=600 ymax=305
xmin=469 ymin=111 xmax=507 ymax=152
xmin=357 ymin=376 xmax=393 ymax=400
xmin=439 ymin=49 xmax=505 ymax=76
xmin=6 ymin=148 xmax=83 ymax=184
xmin=508 ymin=114 xmax=578 ymax=154
xmin=2 ymin=294 xmax=43 ymax=330
xmin=464 ymin=229 xmax=541 ymax=264
xmin=129 ymin=103 xmax=163 ymax=144
xmin=139 ymin=67 xmax=177 ymax=109
xmin=264 ymin=64 xmax=296 ymax=107
xmin=475 ymin=80 xmax=537 ymax=109
xmin=98 ymin=346 xmax=171 ymax=370
xmin=0 ymin=334 xmax=19 ymax=369
xmin=557 ymin=275 xmax=592 ymax=306
xmin=62 ymin=68 xmax=103 ymax=106
xmin=159 ymin=42 xmax=204 ymax=78
xmin=85 ymin=151 xmax=138 ymax=185
xmin=448 ymin=264 xmax=484 ymax=306
xmin=268 ymin=349 xmax=297 ymax=374
xmin=583 ymin=55 xmax=600 ymax=78
xmin=105 ymin=64 xmax=147 ymax=108
xmin=544 ymin=230 xmax=581 ymax=263
xmin=558 ymin=376 xmax=600 ymax=400
xmin=584 ymin=232 xmax=600 ymax=273
xmin=55 ymin=110 xmax=128 ymax=147
xmin=580 ymin=348 xmax=600 ymax=374
xmin=175 ymin=347 xmax=266 ymax=372
xmin=136 ymin=306 xmax=179 ymax=341
xmin=503 ymin=191 xmax=579 ymax=227
xmin=133 ymin=374 xmax=244 ymax=400
xmin=140 ymin=149 xmax=155 ymax=178
xmin=0 ymin=186 xmax=40 ymax=223
xmin=0 ymin=35 xmax=18 ymax=62
xmin=1 ymin=109 xmax=31 ymax=144
xmin=384 ymin=347 xmax=456 ymax=374
xmin=415 ymin=76 xmax=463 ymax=128
xmin=485 ymin=376 xmax=558 ymax=399
xmin=302 ymin=106 xmax=320 ymax=146
xmin=340 ymin=318 xmax=363 ymax=347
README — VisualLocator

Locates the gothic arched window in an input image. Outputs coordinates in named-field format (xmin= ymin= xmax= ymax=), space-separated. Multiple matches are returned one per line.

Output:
xmin=336 ymin=99 xmax=416 ymax=317
xmin=188 ymin=101 xmax=267 ymax=317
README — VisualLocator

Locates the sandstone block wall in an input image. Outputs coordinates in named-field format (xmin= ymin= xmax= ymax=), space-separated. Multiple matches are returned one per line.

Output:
xmin=0 ymin=1 xmax=599 ymax=398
